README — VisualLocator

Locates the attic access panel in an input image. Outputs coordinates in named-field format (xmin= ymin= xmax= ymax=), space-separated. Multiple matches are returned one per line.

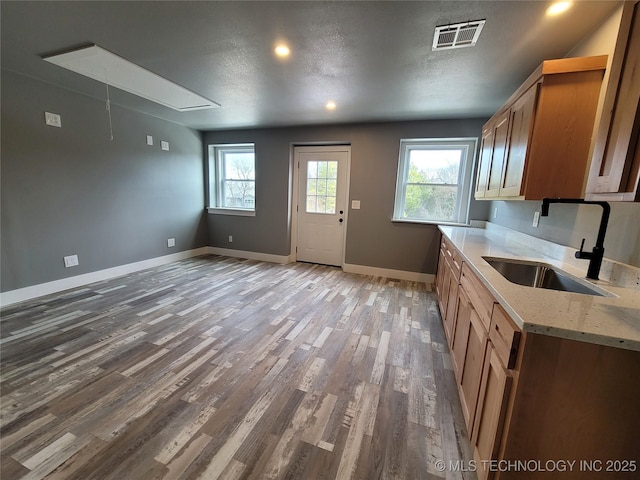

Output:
xmin=43 ymin=45 xmax=220 ymax=112
xmin=433 ymin=20 xmax=486 ymax=50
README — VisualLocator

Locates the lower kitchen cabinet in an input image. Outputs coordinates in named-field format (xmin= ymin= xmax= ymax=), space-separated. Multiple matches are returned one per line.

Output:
xmin=450 ymin=286 xmax=472 ymax=379
xmin=472 ymin=343 xmax=513 ymax=480
xmin=436 ymin=236 xmax=462 ymax=346
xmin=444 ymin=275 xmax=459 ymax=344
xmin=457 ymin=302 xmax=488 ymax=434
xmin=436 ymin=237 xmax=640 ymax=480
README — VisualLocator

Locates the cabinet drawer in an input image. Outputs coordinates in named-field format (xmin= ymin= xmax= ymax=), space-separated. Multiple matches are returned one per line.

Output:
xmin=489 ymin=304 xmax=521 ymax=370
xmin=460 ymin=264 xmax=495 ymax=332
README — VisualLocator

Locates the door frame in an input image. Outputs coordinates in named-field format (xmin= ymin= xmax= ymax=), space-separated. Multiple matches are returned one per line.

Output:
xmin=290 ymin=144 xmax=352 ymax=266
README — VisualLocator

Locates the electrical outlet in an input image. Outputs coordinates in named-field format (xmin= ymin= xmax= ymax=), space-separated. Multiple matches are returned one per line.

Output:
xmin=64 ymin=254 xmax=79 ymax=268
xmin=228 ymin=236 xmax=233 ymax=243
xmin=167 ymin=238 xmax=176 ymax=248
xmin=493 ymin=207 xmax=498 ymax=219
xmin=532 ymin=211 xmax=540 ymax=228
xmin=161 ymin=141 xmax=169 ymax=151
xmin=45 ymin=112 xmax=62 ymax=128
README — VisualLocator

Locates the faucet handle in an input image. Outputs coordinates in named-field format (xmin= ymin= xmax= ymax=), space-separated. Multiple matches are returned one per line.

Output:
xmin=575 ymin=238 xmax=592 ymax=259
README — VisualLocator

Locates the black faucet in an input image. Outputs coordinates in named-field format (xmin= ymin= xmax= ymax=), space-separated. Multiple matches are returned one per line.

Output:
xmin=540 ymin=198 xmax=610 ymax=280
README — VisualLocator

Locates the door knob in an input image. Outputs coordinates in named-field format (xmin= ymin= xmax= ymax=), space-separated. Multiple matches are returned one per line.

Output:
xmin=340 ymin=210 xmax=344 ymax=214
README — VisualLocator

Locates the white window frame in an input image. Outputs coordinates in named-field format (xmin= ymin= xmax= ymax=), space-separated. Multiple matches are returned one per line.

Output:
xmin=392 ymin=138 xmax=477 ymax=225
xmin=207 ymin=143 xmax=256 ymax=217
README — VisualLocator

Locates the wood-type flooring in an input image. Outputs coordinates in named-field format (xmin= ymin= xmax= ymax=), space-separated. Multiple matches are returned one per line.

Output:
xmin=1 ymin=255 xmax=474 ymax=479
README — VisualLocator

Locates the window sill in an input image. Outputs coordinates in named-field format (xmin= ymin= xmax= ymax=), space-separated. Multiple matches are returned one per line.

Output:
xmin=391 ymin=218 xmax=470 ymax=227
xmin=207 ymin=208 xmax=256 ymax=217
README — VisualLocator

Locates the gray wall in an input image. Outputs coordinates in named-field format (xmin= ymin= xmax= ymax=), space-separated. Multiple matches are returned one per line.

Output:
xmin=204 ymin=119 xmax=489 ymax=274
xmin=1 ymin=70 xmax=208 ymax=292
xmin=488 ymin=201 xmax=640 ymax=267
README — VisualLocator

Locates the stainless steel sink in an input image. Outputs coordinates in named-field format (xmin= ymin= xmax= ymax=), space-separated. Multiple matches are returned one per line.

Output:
xmin=482 ymin=257 xmax=607 ymax=296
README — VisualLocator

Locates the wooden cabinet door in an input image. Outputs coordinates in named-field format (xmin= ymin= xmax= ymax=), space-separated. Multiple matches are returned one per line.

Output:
xmin=458 ymin=304 xmax=488 ymax=434
xmin=472 ymin=344 xmax=513 ymax=480
xmin=435 ymin=246 xmax=446 ymax=301
xmin=444 ymin=273 xmax=459 ymax=346
xmin=475 ymin=126 xmax=494 ymax=198
xmin=451 ymin=286 xmax=472 ymax=383
xmin=439 ymin=258 xmax=451 ymax=320
xmin=500 ymin=85 xmax=538 ymax=198
xmin=586 ymin=1 xmax=640 ymax=201
xmin=485 ymin=110 xmax=511 ymax=198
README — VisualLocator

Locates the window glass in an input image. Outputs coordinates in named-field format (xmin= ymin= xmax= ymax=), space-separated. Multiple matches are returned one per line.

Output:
xmin=393 ymin=139 xmax=477 ymax=224
xmin=208 ymin=144 xmax=256 ymax=212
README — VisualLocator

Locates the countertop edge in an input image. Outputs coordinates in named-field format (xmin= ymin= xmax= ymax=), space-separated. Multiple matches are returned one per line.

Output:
xmin=438 ymin=225 xmax=640 ymax=352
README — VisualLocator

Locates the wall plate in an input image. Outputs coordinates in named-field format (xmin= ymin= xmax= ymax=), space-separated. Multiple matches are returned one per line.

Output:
xmin=45 ymin=112 xmax=62 ymax=128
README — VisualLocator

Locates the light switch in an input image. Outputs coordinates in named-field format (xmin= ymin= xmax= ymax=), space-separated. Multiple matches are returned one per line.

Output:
xmin=161 ymin=141 xmax=169 ymax=151
xmin=45 ymin=112 xmax=62 ymax=128
xmin=351 ymin=200 xmax=361 ymax=210
xmin=146 ymin=135 xmax=154 ymax=146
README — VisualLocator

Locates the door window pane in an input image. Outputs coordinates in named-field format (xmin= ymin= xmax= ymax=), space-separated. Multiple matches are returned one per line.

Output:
xmin=306 ymin=160 xmax=338 ymax=214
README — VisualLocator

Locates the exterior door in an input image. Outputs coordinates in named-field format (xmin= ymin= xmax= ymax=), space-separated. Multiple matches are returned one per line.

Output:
xmin=295 ymin=146 xmax=349 ymax=266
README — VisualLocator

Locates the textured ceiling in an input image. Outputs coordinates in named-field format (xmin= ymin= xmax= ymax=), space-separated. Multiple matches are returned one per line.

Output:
xmin=1 ymin=1 xmax=620 ymax=131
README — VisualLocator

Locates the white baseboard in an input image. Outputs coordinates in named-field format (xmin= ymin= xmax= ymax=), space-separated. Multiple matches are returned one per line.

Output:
xmin=207 ymin=247 xmax=291 ymax=264
xmin=343 ymin=263 xmax=434 ymax=285
xmin=1 ymin=248 xmax=431 ymax=308
xmin=0 ymin=247 xmax=210 ymax=308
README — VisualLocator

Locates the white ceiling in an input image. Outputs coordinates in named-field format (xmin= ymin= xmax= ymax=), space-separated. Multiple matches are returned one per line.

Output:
xmin=1 ymin=1 xmax=620 ymax=131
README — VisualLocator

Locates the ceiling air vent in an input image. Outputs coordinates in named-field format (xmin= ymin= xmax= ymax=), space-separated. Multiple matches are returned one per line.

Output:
xmin=432 ymin=20 xmax=486 ymax=51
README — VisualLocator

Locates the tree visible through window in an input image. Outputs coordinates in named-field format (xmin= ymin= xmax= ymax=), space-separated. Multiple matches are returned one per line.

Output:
xmin=208 ymin=144 xmax=255 ymax=211
xmin=393 ymin=139 xmax=476 ymax=224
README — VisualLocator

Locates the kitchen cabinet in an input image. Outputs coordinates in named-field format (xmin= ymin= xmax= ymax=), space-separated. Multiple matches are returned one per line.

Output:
xmin=499 ymin=86 xmax=537 ymax=198
xmin=482 ymin=110 xmax=511 ymax=199
xmin=437 ymin=228 xmax=640 ymax=480
xmin=436 ymin=236 xmax=462 ymax=345
xmin=475 ymin=126 xmax=493 ymax=198
xmin=435 ymin=246 xmax=447 ymax=311
xmin=456 ymin=295 xmax=488 ymax=433
xmin=495 ymin=333 xmax=640 ymax=480
xmin=472 ymin=343 xmax=513 ymax=480
xmin=475 ymin=55 xmax=607 ymax=200
xmin=472 ymin=304 xmax=519 ymax=480
xmin=450 ymin=286 xmax=472 ymax=380
xmin=438 ymin=256 xmax=508 ymax=450
xmin=586 ymin=0 xmax=640 ymax=201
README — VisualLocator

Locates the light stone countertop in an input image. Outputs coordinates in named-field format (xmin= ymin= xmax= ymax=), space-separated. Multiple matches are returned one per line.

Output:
xmin=439 ymin=223 xmax=640 ymax=351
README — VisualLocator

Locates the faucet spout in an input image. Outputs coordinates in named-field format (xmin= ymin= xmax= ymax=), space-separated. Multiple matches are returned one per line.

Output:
xmin=540 ymin=198 xmax=610 ymax=280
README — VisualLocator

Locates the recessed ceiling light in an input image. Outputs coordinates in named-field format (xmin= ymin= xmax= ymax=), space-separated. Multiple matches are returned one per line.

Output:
xmin=274 ymin=44 xmax=291 ymax=58
xmin=325 ymin=101 xmax=336 ymax=110
xmin=546 ymin=1 xmax=572 ymax=16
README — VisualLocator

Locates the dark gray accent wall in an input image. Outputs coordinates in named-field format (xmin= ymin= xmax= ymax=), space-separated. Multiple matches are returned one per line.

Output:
xmin=1 ymin=70 xmax=208 ymax=292
xmin=204 ymin=119 xmax=489 ymax=274
xmin=488 ymin=200 xmax=640 ymax=267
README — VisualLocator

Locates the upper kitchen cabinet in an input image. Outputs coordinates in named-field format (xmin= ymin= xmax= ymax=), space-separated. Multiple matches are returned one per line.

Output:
xmin=475 ymin=55 xmax=607 ymax=201
xmin=586 ymin=1 xmax=640 ymax=202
